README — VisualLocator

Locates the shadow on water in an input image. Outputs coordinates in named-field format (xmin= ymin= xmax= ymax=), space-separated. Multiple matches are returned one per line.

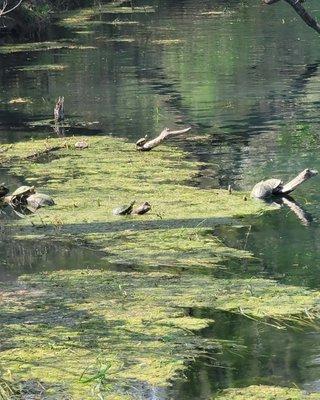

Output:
xmin=169 ymin=309 xmax=320 ymax=400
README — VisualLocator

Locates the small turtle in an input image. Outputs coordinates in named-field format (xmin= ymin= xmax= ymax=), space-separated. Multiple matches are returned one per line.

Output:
xmin=10 ymin=185 xmax=36 ymax=206
xmin=27 ymin=193 xmax=55 ymax=211
xmin=113 ymin=201 xmax=135 ymax=216
xmin=251 ymin=179 xmax=284 ymax=199
xmin=0 ymin=183 xmax=9 ymax=199
xmin=132 ymin=202 xmax=151 ymax=215
xmin=75 ymin=140 xmax=89 ymax=150
xmin=136 ymin=135 xmax=148 ymax=148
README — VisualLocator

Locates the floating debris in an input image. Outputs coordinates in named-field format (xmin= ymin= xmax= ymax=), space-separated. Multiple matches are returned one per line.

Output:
xmin=8 ymin=98 xmax=32 ymax=105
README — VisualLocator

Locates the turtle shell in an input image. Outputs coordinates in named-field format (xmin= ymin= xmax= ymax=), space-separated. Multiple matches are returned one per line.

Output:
xmin=251 ymin=178 xmax=283 ymax=199
xmin=11 ymin=185 xmax=36 ymax=198
xmin=113 ymin=201 xmax=135 ymax=216
xmin=27 ymin=193 xmax=55 ymax=211
xmin=75 ymin=141 xmax=88 ymax=150
xmin=132 ymin=202 xmax=151 ymax=215
xmin=136 ymin=136 xmax=148 ymax=147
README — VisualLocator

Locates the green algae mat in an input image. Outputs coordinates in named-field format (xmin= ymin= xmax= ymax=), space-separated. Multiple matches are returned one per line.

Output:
xmin=1 ymin=136 xmax=320 ymax=399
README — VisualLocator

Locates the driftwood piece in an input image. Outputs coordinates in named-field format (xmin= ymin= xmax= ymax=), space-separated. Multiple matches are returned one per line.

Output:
xmin=280 ymin=168 xmax=318 ymax=194
xmin=54 ymin=96 xmax=64 ymax=122
xmin=136 ymin=127 xmax=191 ymax=151
xmin=264 ymin=0 xmax=320 ymax=34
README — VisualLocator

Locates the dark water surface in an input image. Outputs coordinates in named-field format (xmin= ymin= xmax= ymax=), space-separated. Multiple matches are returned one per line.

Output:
xmin=1 ymin=0 xmax=320 ymax=398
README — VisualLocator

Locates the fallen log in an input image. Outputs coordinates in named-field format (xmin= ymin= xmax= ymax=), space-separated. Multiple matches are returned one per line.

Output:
xmin=281 ymin=168 xmax=318 ymax=194
xmin=136 ymin=127 xmax=191 ymax=151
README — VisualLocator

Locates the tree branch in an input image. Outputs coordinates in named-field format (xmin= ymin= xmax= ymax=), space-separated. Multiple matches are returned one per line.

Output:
xmin=0 ymin=0 xmax=23 ymax=17
xmin=264 ymin=0 xmax=320 ymax=34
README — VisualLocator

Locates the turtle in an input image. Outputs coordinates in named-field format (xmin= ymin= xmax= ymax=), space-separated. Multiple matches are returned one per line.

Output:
xmin=136 ymin=135 xmax=148 ymax=148
xmin=251 ymin=178 xmax=283 ymax=199
xmin=112 ymin=201 xmax=135 ymax=216
xmin=132 ymin=202 xmax=151 ymax=215
xmin=27 ymin=193 xmax=55 ymax=211
xmin=75 ymin=140 xmax=89 ymax=150
xmin=0 ymin=183 xmax=9 ymax=199
xmin=10 ymin=185 xmax=36 ymax=206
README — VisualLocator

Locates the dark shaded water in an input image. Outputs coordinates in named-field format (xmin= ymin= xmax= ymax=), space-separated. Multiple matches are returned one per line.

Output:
xmin=1 ymin=0 xmax=320 ymax=398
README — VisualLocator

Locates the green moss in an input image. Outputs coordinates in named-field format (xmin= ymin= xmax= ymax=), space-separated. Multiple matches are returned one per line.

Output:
xmin=1 ymin=136 xmax=320 ymax=398
xmin=15 ymin=64 xmax=67 ymax=72
xmin=0 ymin=41 xmax=96 ymax=54
xmin=214 ymin=385 xmax=320 ymax=399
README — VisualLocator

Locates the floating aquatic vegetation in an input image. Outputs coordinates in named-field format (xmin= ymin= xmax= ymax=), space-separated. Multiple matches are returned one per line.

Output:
xmin=14 ymin=64 xmax=67 ymax=72
xmin=215 ymin=385 xmax=320 ymax=399
xmin=151 ymin=39 xmax=184 ymax=45
xmin=99 ymin=5 xmax=155 ymax=14
xmin=8 ymin=98 xmax=32 ymax=105
xmin=106 ymin=20 xmax=140 ymax=26
xmin=0 ymin=41 xmax=96 ymax=54
xmin=1 ymin=136 xmax=320 ymax=398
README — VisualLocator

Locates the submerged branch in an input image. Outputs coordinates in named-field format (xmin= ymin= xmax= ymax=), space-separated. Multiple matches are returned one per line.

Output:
xmin=264 ymin=0 xmax=320 ymax=34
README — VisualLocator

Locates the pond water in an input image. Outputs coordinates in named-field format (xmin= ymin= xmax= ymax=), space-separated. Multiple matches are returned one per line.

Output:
xmin=1 ymin=0 xmax=320 ymax=398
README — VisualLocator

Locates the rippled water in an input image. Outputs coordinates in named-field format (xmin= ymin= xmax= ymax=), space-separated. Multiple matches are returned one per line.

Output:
xmin=1 ymin=0 xmax=320 ymax=398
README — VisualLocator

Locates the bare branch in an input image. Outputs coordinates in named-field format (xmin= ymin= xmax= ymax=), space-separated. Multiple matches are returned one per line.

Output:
xmin=264 ymin=0 xmax=320 ymax=34
xmin=0 ymin=0 xmax=23 ymax=17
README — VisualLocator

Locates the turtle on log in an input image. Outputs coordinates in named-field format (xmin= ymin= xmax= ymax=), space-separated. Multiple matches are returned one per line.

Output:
xmin=251 ymin=168 xmax=318 ymax=199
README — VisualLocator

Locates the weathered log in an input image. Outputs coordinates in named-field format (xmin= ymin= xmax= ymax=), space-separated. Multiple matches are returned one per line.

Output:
xmin=136 ymin=127 xmax=191 ymax=151
xmin=54 ymin=96 xmax=64 ymax=122
xmin=280 ymin=168 xmax=318 ymax=194
xmin=264 ymin=0 xmax=320 ymax=34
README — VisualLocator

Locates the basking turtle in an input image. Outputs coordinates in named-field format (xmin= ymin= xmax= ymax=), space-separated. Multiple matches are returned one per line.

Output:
xmin=136 ymin=135 xmax=148 ymax=148
xmin=10 ymin=186 xmax=36 ymax=206
xmin=251 ymin=169 xmax=318 ymax=199
xmin=113 ymin=201 xmax=135 ymax=216
xmin=251 ymin=178 xmax=283 ymax=199
xmin=132 ymin=202 xmax=151 ymax=215
xmin=0 ymin=183 xmax=9 ymax=199
xmin=27 ymin=193 xmax=55 ymax=211
xmin=75 ymin=140 xmax=89 ymax=150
